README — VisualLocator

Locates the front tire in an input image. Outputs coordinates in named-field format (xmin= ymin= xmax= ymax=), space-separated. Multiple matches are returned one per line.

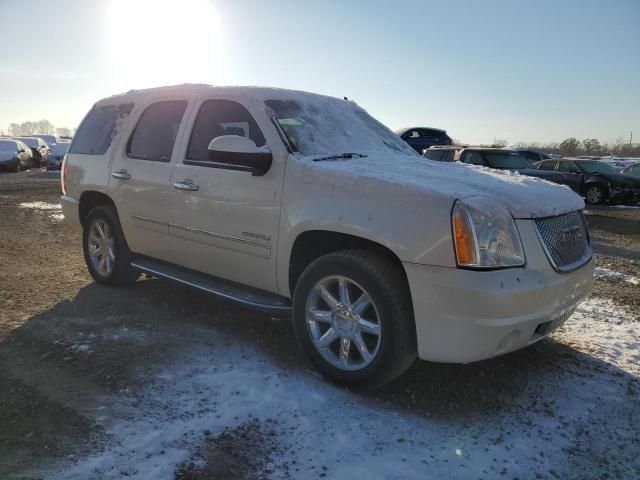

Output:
xmin=585 ymin=184 xmax=607 ymax=205
xmin=292 ymin=250 xmax=417 ymax=390
xmin=82 ymin=205 xmax=139 ymax=286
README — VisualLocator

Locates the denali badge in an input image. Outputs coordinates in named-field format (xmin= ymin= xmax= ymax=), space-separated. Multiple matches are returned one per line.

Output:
xmin=560 ymin=225 xmax=582 ymax=245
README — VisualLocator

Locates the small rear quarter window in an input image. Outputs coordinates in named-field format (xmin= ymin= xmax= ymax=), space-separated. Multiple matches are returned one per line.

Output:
xmin=69 ymin=103 xmax=133 ymax=155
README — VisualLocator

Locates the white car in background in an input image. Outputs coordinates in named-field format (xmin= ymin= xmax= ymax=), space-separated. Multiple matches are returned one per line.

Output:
xmin=61 ymin=85 xmax=593 ymax=388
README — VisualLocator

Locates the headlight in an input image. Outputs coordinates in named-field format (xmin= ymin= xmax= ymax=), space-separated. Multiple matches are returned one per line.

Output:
xmin=452 ymin=197 xmax=525 ymax=268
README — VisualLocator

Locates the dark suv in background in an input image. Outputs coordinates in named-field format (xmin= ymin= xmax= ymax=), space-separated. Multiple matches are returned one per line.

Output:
xmin=511 ymin=147 xmax=552 ymax=163
xmin=535 ymin=158 xmax=640 ymax=205
xmin=424 ymin=146 xmax=569 ymax=184
xmin=396 ymin=127 xmax=452 ymax=153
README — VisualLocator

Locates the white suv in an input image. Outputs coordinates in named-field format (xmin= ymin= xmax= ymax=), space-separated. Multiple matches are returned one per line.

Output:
xmin=61 ymin=84 xmax=593 ymax=388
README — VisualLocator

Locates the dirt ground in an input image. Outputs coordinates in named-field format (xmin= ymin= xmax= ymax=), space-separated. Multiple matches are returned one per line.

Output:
xmin=0 ymin=169 xmax=638 ymax=480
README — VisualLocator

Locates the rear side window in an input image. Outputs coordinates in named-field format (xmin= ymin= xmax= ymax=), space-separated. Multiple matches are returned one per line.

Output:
xmin=558 ymin=161 xmax=580 ymax=173
xmin=424 ymin=150 xmax=454 ymax=162
xmin=69 ymin=103 xmax=133 ymax=155
xmin=186 ymin=100 xmax=265 ymax=162
xmin=127 ymin=101 xmax=187 ymax=161
xmin=538 ymin=161 xmax=557 ymax=171
xmin=462 ymin=151 xmax=485 ymax=165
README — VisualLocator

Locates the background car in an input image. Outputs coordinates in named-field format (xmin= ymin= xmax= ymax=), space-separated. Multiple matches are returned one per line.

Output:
xmin=47 ymin=141 xmax=69 ymax=170
xmin=31 ymin=134 xmax=61 ymax=150
xmin=621 ymin=163 xmax=640 ymax=178
xmin=15 ymin=136 xmax=49 ymax=167
xmin=535 ymin=158 xmax=640 ymax=204
xmin=0 ymin=138 xmax=32 ymax=171
xmin=424 ymin=146 xmax=571 ymax=185
xmin=396 ymin=127 xmax=452 ymax=153
xmin=510 ymin=147 xmax=552 ymax=163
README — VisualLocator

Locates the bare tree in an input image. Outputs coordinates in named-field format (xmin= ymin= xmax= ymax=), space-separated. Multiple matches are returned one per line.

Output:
xmin=56 ymin=127 xmax=72 ymax=137
xmin=559 ymin=137 xmax=580 ymax=156
xmin=582 ymin=138 xmax=601 ymax=155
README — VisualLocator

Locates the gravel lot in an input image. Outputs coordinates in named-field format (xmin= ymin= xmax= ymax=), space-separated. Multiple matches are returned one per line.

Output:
xmin=1 ymin=169 xmax=638 ymax=480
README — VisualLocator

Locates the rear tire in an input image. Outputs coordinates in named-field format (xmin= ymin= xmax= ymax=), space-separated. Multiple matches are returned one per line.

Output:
xmin=82 ymin=205 xmax=139 ymax=286
xmin=585 ymin=184 xmax=607 ymax=205
xmin=292 ymin=250 xmax=417 ymax=390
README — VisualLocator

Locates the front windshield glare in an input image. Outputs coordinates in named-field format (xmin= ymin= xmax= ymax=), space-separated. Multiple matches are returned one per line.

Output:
xmin=580 ymin=161 xmax=617 ymax=174
xmin=264 ymin=98 xmax=417 ymax=157
xmin=485 ymin=153 xmax=530 ymax=169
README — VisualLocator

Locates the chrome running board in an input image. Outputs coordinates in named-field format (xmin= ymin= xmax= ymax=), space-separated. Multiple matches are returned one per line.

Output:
xmin=130 ymin=255 xmax=291 ymax=313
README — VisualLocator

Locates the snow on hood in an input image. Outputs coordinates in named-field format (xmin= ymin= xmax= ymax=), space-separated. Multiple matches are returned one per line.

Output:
xmin=296 ymin=153 xmax=585 ymax=219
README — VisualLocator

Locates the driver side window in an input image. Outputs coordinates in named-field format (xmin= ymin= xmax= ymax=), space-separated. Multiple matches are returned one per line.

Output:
xmin=186 ymin=100 xmax=266 ymax=162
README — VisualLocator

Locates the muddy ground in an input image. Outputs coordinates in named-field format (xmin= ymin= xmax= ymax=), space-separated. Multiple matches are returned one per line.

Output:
xmin=0 ymin=169 xmax=638 ymax=479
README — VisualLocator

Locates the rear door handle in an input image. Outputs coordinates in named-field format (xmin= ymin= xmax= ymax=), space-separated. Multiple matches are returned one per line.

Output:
xmin=173 ymin=180 xmax=199 ymax=191
xmin=111 ymin=169 xmax=131 ymax=180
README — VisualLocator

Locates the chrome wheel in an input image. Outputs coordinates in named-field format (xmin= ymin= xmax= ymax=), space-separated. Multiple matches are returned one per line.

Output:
xmin=306 ymin=275 xmax=382 ymax=371
xmin=586 ymin=187 xmax=603 ymax=204
xmin=87 ymin=219 xmax=115 ymax=277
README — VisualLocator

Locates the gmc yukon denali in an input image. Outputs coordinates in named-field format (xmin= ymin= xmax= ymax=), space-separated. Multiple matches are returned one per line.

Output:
xmin=61 ymin=84 xmax=593 ymax=388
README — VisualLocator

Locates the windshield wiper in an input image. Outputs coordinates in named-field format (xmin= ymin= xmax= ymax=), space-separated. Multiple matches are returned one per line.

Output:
xmin=313 ymin=152 xmax=368 ymax=162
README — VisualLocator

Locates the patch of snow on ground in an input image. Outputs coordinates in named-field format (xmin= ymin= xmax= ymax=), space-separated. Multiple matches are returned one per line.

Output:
xmin=613 ymin=204 xmax=640 ymax=209
xmin=53 ymin=297 xmax=640 ymax=480
xmin=594 ymin=267 xmax=640 ymax=285
xmin=18 ymin=201 xmax=65 ymax=221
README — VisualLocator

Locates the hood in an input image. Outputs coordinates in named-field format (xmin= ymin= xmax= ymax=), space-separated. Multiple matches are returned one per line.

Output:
xmin=600 ymin=172 xmax=640 ymax=187
xmin=298 ymin=153 xmax=584 ymax=219
xmin=0 ymin=150 xmax=17 ymax=161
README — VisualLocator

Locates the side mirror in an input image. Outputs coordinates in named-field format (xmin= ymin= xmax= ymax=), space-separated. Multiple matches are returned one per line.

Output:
xmin=207 ymin=135 xmax=272 ymax=176
xmin=18 ymin=149 xmax=25 ymax=153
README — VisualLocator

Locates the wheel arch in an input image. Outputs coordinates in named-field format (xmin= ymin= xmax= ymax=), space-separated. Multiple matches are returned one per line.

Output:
xmin=78 ymin=190 xmax=117 ymax=226
xmin=287 ymin=229 xmax=410 ymax=299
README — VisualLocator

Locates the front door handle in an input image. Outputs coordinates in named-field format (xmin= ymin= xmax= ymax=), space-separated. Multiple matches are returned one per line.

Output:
xmin=173 ymin=180 xmax=199 ymax=191
xmin=111 ymin=169 xmax=131 ymax=180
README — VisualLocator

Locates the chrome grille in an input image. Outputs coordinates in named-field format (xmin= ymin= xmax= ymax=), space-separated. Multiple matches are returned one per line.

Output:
xmin=534 ymin=211 xmax=591 ymax=272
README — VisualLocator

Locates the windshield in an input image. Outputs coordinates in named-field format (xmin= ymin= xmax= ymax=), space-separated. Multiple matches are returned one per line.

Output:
xmin=17 ymin=137 xmax=38 ymax=147
xmin=0 ymin=140 xmax=17 ymax=151
xmin=485 ymin=152 xmax=530 ymax=169
xmin=35 ymin=135 xmax=57 ymax=144
xmin=264 ymin=97 xmax=417 ymax=157
xmin=52 ymin=142 xmax=69 ymax=154
xmin=578 ymin=161 xmax=618 ymax=174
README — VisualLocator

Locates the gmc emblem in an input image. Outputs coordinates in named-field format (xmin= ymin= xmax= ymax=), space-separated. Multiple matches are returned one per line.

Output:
xmin=561 ymin=226 xmax=582 ymax=244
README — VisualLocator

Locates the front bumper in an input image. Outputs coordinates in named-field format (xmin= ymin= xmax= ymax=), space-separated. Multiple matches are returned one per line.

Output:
xmin=609 ymin=186 xmax=640 ymax=203
xmin=404 ymin=218 xmax=594 ymax=363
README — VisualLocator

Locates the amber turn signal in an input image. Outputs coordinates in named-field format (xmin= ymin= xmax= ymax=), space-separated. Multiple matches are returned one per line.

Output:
xmin=452 ymin=206 xmax=477 ymax=265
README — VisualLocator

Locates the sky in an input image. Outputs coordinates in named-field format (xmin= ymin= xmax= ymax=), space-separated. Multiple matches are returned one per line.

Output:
xmin=0 ymin=0 xmax=638 ymax=145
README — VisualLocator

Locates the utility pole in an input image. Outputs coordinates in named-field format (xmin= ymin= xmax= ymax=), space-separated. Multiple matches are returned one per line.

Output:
xmin=630 ymin=131 xmax=633 ymax=147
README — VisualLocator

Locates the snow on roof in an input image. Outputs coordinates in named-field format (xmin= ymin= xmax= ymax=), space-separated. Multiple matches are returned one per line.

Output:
xmin=95 ymin=84 xmax=345 ymax=107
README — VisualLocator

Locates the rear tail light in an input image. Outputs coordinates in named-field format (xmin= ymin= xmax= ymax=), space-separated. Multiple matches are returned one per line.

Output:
xmin=61 ymin=155 xmax=68 ymax=195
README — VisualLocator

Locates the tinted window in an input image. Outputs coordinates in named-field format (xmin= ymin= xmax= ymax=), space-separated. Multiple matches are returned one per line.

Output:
xmin=558 ymin=161 xmax=580 ymax=173
xmin=538 ymin=161 xmax=557 ymax=171
xmin=128 ymin=101 xmax=186 ymax=161
xmin=70 ymin=103 xmax=133 ymax=155
xmin=187 ymin=100 xmax=265 ymax=162
xmin=485 ymin=153 xmax=530 ymax=169
xmin=420 ymin=129 xmax=442 ymax=138
xmin=424 ymin=150 xmax=454 ymax=162
xmin=0 ymin=140 xmax=17 ymax=151
xmin=462 ymin=151 xmax=485 ymax=165
xmin=578 ymin=161 xmax=618 ymax=174
xmin=521 ymin=151 xmax=539 ymax=161
xmin=17 ymin=138 xmax=38 ymax=147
